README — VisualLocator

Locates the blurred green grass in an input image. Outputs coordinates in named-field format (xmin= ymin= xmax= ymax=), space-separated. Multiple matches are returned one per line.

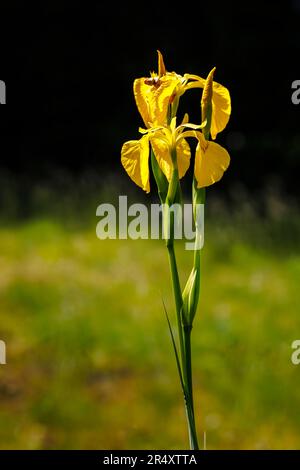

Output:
xmin=1 ymin=203 xmax=300 ymax=449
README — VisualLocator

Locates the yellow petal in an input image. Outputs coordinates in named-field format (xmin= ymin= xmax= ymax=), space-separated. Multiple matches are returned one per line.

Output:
xmin=176 ymin=138 xmax=191 ymax=179
xmin=170 ymin=116 xmax=177 ymax=131
xmin=157 ymin=50 xmax=166 ymax=76
xmin=134 ymin=75 xmax=180 ymax=127
xmin=154 ymin=75 xmax=181 ymax=124
xmin=121 ymin=135 xmax=150 ymax=192
xmin=150 ymin=133 xmax=190 ymax=181
xmin=150 ymin=131 xmax=172 ymax=181
xmin=184 ymin=73 xmax=206 ymax=88
xmin=177 ymin=121 xmax=206 ymax=132
xmin=185 ymin=72 xmax=231 ymax=139
xmin=194 ymin=134 xmax=230 ymax=188
xmin=134 ymin=78 xmax=153 ymax=128
xmin=211 ymin=82 xmax=231 ymax=139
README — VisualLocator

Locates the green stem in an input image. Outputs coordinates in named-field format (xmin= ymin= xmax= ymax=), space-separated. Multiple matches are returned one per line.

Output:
xmin=162 ymin=133 xmax=200 ymax=448
xmin=167 ymin=243 xmax=199 ymax=450
xmin=165 ymin=164 xmax=185 ymax=369
xmin=164 ymin=171 xmax=199 ymax=450
xmin=167 ymin=243 xmax=185 ymax=366
xmin=183 ymin=326 xmax=199 ymax=450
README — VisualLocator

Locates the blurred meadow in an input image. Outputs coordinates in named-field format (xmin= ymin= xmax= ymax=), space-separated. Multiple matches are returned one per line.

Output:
xmin=0 ymin=177 xmax=300 ymax=450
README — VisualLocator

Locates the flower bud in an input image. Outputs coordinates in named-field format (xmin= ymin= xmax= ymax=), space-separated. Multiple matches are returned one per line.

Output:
xmin=182 ymin=267 xmax=200 ymax=326
xmin=201 ymin=67 xmax=216 ymax=140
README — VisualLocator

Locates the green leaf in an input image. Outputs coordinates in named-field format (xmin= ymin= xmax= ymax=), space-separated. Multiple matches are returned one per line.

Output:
xmin=162 ymin=298 xmax=185 ymax=393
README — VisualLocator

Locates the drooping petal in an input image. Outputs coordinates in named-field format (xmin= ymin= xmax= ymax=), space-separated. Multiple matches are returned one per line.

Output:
xmin=211 ymin=82 xmax=231 ymax=140
xmin=134 ymin=78 xmax=153 ymax=128
xmin=194 ymin=133 xmax=230 ymax=188
xmin=176 ymin=138 xmax=191 ymax=179
xmin=185 ymin=72 xmax=231 ymax=139
xmin=121 ymin=135 xmax=150 ymax=192
xmin=150 ymin=131 xmax=173 ymax=181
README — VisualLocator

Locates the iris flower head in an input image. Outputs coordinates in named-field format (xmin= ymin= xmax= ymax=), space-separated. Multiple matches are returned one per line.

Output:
xmin=121 ymin=51 xmax=231 ymax=193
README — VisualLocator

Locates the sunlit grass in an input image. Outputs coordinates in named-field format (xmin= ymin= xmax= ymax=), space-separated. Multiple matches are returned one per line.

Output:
xmin=0 ymin=213 xmax=300 ymax=449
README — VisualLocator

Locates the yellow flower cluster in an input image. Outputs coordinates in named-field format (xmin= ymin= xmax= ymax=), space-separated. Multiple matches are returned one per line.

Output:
xmin=121 ymin=51 xmax=231 ymax=193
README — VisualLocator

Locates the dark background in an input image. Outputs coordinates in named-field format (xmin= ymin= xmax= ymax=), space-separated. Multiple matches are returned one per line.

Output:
xmin=1 ymin=0 xmax=300 ymax=199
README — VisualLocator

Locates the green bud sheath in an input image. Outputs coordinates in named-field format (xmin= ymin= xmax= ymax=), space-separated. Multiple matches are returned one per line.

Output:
xmin=182 ymin=267 xmax=200 ymax=326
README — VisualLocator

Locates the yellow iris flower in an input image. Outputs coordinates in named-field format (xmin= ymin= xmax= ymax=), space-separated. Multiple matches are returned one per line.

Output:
xmin=133 ymin=51 xmax=231 ymax=139
xmin=121 ymin=117 xmax=194 ymax=193
xmin=133 ymin=51 xmax=183 ymax=128
xmin=121 ymin=115 xmax=230 ymax=192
